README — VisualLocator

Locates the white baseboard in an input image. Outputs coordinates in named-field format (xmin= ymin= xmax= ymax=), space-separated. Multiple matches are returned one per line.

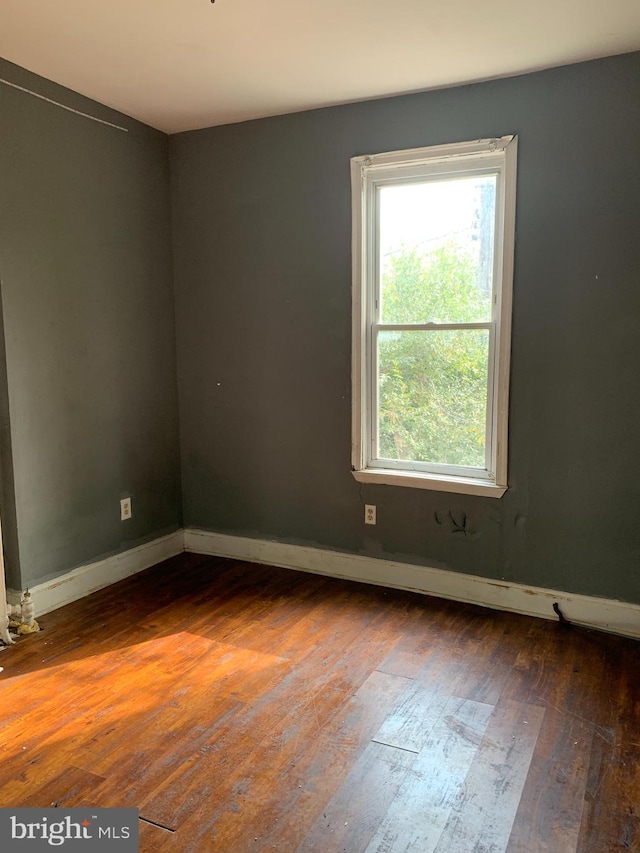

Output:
xmin=11 ymin=531 xmax=184 ymax=617
xmin=184 ymin=529 xmax=640 ymax=640
xmin=12 ymin=527 xmax=638 ymax=640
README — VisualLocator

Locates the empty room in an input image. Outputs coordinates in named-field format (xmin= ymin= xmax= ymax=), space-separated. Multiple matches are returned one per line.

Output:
xmin=1 ymin=2 xmax=639 ymax=851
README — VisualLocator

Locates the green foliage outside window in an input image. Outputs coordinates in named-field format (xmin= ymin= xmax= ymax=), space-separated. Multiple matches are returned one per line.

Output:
xmin=378 ymin=245 xmax=490 ymax=468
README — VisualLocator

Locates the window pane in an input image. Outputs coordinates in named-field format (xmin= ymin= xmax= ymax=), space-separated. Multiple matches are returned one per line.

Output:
xmin=379 ymin=176 xmax=496 ymax=324
xmin=377 ymin=328 xmax=489 ymax=468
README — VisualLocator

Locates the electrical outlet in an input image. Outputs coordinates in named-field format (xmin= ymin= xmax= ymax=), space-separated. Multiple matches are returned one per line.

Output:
xmin=120 ymin=497 xmax=132 ymax=521
xmin=365 ymin=504 xmax=376 ymax=525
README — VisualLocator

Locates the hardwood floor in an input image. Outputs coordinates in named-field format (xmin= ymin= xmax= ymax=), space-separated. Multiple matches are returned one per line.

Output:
xmin=0 ymin=553 xmax=639 ymax=852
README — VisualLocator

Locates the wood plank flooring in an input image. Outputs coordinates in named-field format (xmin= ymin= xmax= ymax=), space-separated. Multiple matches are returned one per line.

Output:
xmin=0 ymin=553 xmax=639 ymax=852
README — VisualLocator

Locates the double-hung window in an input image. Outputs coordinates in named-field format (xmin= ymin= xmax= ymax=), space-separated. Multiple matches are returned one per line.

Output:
xmin=351 ymin=137 xmax=517 ymax=496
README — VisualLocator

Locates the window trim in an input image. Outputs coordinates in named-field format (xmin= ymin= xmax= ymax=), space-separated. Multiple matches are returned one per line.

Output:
xmin=351 ymin=136 xmax=518 ymax=497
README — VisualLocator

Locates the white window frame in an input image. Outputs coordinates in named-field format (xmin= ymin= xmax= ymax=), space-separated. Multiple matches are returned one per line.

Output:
xmin=351 ymin=136 xmax=517 ymax=497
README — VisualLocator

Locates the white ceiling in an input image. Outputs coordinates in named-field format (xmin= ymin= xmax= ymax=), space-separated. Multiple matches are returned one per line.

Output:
xmin=1 ymin=0 xmax=639 ymax=134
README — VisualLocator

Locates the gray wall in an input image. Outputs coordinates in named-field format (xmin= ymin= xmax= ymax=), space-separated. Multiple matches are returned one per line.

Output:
xmin=0 ymin=59 xmax=182 ymax=588
xmin=1 ymin=52 xmax=637 ymax=604
xmin=170 ymin=52 xmax=640 ymax=604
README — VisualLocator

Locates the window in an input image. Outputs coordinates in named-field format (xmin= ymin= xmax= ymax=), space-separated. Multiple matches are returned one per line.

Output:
xmin=351 ymin=137 xmax=517 ymax=496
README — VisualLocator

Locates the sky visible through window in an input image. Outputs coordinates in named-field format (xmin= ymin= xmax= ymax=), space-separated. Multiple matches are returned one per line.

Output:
xmin=379 ymin=175 xmax=496 ymax=303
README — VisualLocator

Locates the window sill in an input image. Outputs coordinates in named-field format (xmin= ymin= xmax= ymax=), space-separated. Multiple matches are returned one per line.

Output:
xmin=352 ymin=467 xmax=507 ymax=498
